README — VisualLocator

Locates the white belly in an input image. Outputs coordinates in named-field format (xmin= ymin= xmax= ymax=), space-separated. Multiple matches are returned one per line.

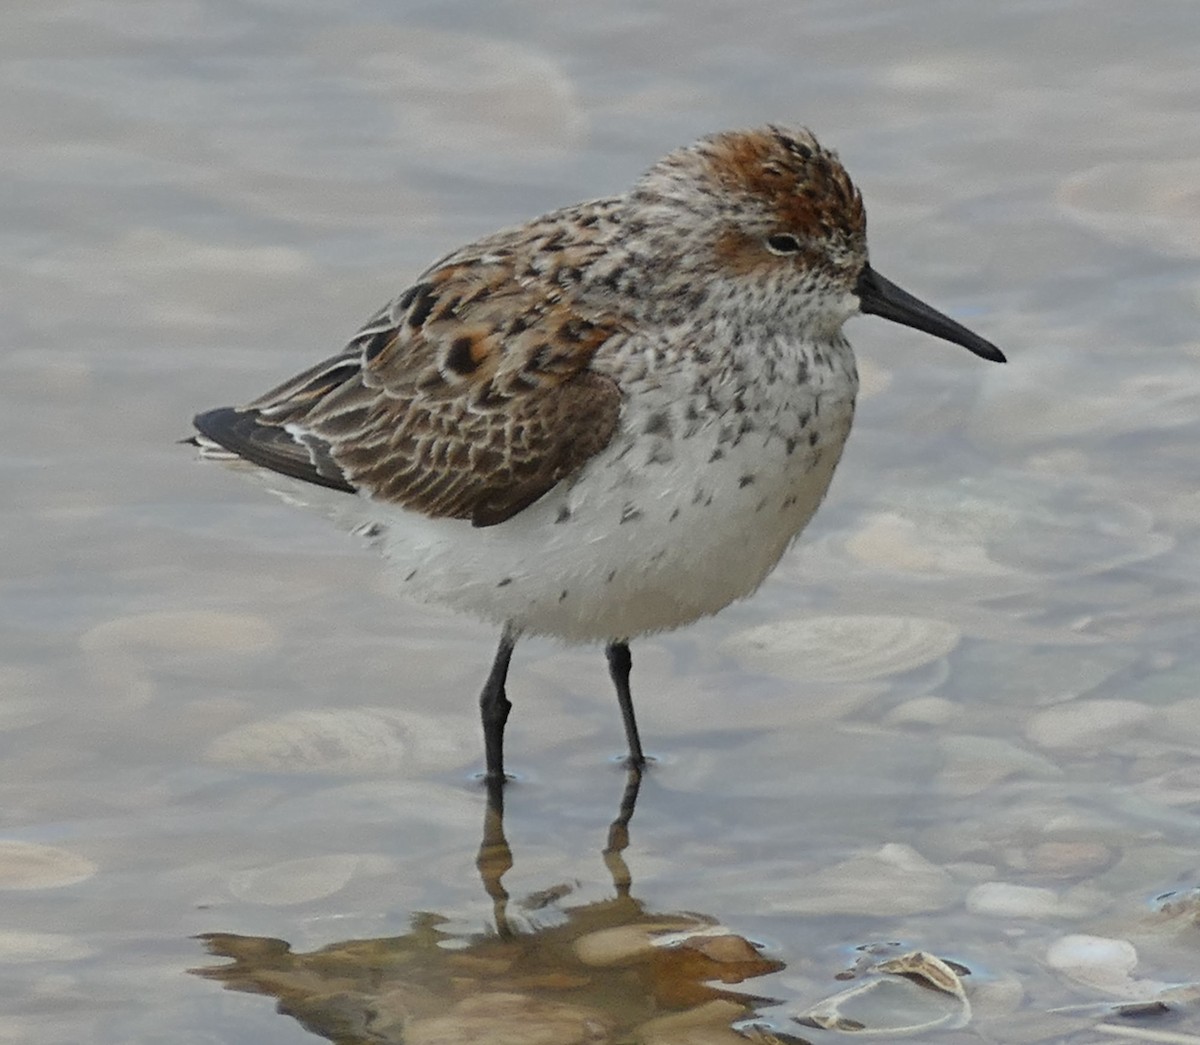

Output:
xmin=377 ymin=334 xmax=858 ymax=642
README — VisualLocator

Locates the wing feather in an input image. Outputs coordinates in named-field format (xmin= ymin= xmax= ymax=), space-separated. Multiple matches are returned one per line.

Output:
xmin=195 ymin=222 xmax=626 ymax=527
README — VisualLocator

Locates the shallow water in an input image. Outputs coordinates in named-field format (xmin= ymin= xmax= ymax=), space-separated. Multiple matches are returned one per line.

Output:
xmin=4 ymin=1 xmax=1200 ymax=1041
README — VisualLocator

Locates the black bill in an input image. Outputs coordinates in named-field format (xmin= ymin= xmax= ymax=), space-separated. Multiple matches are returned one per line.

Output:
xmin=856 ymin=265 xmax=1006 ymax=363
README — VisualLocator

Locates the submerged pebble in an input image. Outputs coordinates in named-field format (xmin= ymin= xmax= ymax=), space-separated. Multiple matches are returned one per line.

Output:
xmin=573 ymin=919 xmax=708 ymax=968
xmin=0 ymin=842 xmax=98 ymax=890
xmin=1026 ymin=700 xmax=1152 ymax=750
xmin=723 ymin=615 xmax=959 ymax=684
xmin=936 ymin=735 xmax=1062 ymax=797
xmin=965 ymin=881 xmax=1099 ymax=920
xmin=227 ymin=854 xmax=393 ymax=906
xmin=767 ymin=843 xmax=957 ymax=917
xmin=403 ymin=991 xmax=611 ymax=1045
xmin=0 ymin=930 xmax=94 ymax=963
xmin=1045 ymin=934 xmax=1139 ymax=993
xmin=206 ymin=706 xmax=477 ymax=775
xmin=884 ymin=695 xmax=960 ymax=727
xmin=636 ymin=999 xmax=748 ymax=1044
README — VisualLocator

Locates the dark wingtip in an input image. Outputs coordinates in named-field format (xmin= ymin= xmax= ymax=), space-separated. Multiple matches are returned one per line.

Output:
xmin=189 ymin=406 xmax=356 ymax=493
xmin=192 ymin=406 xmax=241 ymax=448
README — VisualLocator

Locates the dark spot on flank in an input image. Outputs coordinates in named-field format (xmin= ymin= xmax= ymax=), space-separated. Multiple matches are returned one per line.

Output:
xmin=644 ymin=411 xmax=672 ymax=436
xmin=809 ymin=430 xmax=820 ymax=446
xmin=669 ymin=506 xmax=681 ymax=521
xmin=403 ymin=569 xmax=417 ymax=582
xmin=405 ymin=282 xmax=438 ymax=328
xmin=708 ymin=448 xmax=725 ymax=463
xmin=559 ymin=589 xmax=569 ymax=602
xmin=445 ymin=336 xmax=479 ymax=375
xmin=555 ymin=506 xmax=571 ymax=524
xmin=739 ymin=474 xmax=755 ymax=488
xmin=620 ymin=505 xmax=643 ymax=524
xmin=606 ymin=569 xmax=617 ymax=583
xmin=497 ymin=577 xmax=513 ymax=588
xmin=785 ymin=436 xmax=798 ymax=456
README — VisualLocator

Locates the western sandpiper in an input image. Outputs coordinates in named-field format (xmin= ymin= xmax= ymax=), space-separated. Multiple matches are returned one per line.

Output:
xmin=192 ymin=125 xmax=1004 ymax=781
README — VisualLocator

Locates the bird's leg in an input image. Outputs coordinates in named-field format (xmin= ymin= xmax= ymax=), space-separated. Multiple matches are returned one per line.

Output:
xmin=480 ymin=623 xmax=519 ymax=781
xmin=605 ymin=640 xmax=646 ymax=768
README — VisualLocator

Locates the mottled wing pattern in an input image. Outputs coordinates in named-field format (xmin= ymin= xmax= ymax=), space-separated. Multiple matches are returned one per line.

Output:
xmin=196 ymin=226 xmax=626 ymax=527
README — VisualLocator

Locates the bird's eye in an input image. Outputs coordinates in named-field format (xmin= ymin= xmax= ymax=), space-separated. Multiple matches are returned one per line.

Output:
xmin=765 ymin=233 xmax=803 ymax=255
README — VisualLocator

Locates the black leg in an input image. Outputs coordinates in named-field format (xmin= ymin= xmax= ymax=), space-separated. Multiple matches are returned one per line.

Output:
xmin=480 ymin=624 xmax=518 ymax=781
xmin=605 ymin=640 xmax=645 ymax=768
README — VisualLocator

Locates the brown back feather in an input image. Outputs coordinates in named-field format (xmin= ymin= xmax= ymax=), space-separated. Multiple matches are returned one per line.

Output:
xmin=241 ymin=251 xmax=625 ymax=527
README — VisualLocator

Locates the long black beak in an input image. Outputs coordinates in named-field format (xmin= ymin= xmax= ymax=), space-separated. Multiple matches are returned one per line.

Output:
xmin=856 ymin=265 xmax=1006 ymax=363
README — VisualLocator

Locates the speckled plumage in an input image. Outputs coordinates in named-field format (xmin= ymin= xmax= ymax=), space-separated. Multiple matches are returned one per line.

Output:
xmin=193 ymin=125 xmax=1004 ymax=778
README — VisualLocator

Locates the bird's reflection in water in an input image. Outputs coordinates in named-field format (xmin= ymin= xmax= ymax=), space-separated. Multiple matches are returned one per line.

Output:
xmin=474 ymin=769 xmax=643 ymax=940
xmin=192 ymin=769 xmax=791 ymax=1044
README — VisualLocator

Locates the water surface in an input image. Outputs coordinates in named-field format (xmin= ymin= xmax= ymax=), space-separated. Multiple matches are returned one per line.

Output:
xmin=4 ymin=1 xmax=1200 ymax=1041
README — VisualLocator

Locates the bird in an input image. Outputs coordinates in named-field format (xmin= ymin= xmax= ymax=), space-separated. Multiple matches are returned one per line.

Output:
xmin=191 ymin=125 xmax=1005 ymax=783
